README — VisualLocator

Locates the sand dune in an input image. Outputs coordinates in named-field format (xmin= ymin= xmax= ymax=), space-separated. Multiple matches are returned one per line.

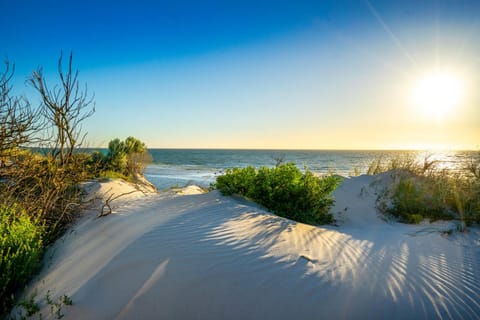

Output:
xmin=17 ymin=176 xmax=480 ymax=319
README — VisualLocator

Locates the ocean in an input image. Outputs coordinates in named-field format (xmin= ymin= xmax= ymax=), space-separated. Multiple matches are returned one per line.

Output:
xmin=143 ymin=149 xmax=477 ymax=190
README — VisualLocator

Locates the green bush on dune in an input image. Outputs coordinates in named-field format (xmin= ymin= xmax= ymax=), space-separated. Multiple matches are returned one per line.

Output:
xmin=214 ymin=163 xmax=341 ymax=225
xmin=88 ymin=137 xmax=152 ymax=180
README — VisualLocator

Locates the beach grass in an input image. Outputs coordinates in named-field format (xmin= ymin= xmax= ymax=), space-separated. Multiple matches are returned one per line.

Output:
xmin=369 ymin=153 xmax=480 ymax=225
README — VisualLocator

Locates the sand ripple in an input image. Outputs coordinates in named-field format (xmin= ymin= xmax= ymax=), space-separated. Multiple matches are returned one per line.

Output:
xmin=20 ymin=181 xmax=480 ymax=320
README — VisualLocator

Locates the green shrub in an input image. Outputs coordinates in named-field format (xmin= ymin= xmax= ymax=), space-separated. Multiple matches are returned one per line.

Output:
xmin=0 ymin=204 xmax=43 ymax=316
xmin=102 ymin=137 xmax=151 ymax=178
xmin=215 ymin=163 xmax=341 ymax=225
xmin=106 ymin=138 xmax=128 ymax=173
xmin=215 ymin=166 xmax=257 ymax=196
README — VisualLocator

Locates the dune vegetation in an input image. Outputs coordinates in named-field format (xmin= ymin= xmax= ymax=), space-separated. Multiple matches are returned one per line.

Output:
xmin=214 ymin=163 xmax=341 ymax=225
xmin=89 ymin=137 xmax=153 ymax=182
xmin=213 ymin=154 xmax=480 ymax=227
xmin=368 ymin=154 xmax=480 ymax=225
xmin=0 ymin=54 xmax=151 ymax=317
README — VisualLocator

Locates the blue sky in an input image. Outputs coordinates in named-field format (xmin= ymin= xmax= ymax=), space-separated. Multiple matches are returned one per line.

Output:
xmin=2 ymin=0 xmax=480 ymax=149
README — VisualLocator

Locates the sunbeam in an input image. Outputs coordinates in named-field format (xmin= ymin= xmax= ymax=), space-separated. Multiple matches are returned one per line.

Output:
xmin=365 ymin=0 xmax=418 ymax=67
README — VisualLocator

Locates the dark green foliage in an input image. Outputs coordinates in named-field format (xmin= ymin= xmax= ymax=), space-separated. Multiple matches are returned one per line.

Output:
xmin=215 ymin=166 xmax=257 ymax=196
xmin=83 ymin=150 xmax=107 ymax=177
xmin=0 ymin=205 xmax=43 ymax=316
xmin=215 ymin=163 xmax=341 ymax=225
xmin=105 ymin=138 xmax=128 ymax=173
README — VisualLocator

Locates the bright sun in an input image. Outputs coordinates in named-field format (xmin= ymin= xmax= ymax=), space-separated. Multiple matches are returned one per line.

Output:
xmin=412 ymin=72 xmax=463 ymax=119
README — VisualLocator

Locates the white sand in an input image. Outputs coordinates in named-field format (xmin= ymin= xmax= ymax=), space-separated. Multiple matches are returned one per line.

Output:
xmin=16 ymin=176 xmax=480 ymax=319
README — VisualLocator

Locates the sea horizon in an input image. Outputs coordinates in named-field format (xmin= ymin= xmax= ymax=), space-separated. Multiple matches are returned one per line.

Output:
xmin=142 ymin=149 xmax=478 ymax=190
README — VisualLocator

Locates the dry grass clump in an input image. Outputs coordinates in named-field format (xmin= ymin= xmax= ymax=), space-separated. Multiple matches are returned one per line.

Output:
xmin=368 ymin=154 xmax=480 ymax=225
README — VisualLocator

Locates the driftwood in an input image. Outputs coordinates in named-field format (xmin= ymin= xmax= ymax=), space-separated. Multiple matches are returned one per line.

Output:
xmin=97 ymin=189 xmax=139 ymax=218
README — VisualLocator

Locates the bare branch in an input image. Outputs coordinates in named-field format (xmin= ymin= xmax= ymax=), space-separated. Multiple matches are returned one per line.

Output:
xmin=0 ymin=60 xmax=41 ymax=159
xmin=98 ymin=189 xmax=139 ymax=218
xmin=29 ymin=52 xmax=95 ymax=165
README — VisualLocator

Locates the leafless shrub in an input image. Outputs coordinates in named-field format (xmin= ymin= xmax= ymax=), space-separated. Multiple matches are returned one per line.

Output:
xmin=29 ymin=52 xmax=95 ymax=165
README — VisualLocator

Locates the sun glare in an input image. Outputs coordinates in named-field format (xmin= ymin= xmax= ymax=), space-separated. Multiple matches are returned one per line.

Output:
xmin=412 ymin=72 xmax=463 ymax=119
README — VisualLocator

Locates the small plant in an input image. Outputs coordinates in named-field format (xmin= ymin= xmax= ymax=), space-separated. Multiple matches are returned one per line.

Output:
xmin=13 ymin=290 xmax=73 ymax=320
xmin=17 ymin=293 xmax=40 ymax=318
xmin=50 ymin=293 xmax=73 ymax=319
xmin=32 ymin=290 xmax=73 ymax=320
xmin=61 ymin=295 xmax=72 ymax=306
xmin=214 ymin=163 xmax=341 ymax=225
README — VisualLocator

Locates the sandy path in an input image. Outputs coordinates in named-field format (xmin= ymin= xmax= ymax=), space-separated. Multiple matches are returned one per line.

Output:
xmin=19 ymin=177 xmax=480 ymax=319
